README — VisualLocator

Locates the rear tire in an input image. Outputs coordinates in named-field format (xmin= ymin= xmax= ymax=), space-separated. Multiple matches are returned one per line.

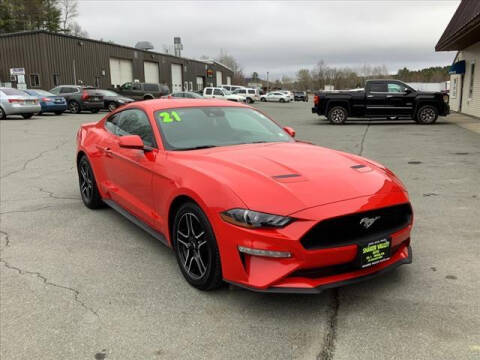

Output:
xmin=327 ymin=106 xmax=348 ymax=124
xmin=0 ymin=107 xmax=5 ymax=120
xmin=261 ymin=97 xmax=266 ymax=102
xmin=279 ymin=98 xmax=285 ymax=103
xmin=21 ymin=113 xmax=33 ymax=119
xmin=78 ymin=155 xmax=103 ymax=209
xmin=247 ymin=97 xmax=254 ymax=104
xmin=108 ymin=102 xmax=117 ymax=112
xmin=415 ymin=105 xmax=438 ymax=124
xmin=173 ymin=202 xmax=223 ymax=291
xmin=69 ymin=101 xmax=81 ymax=114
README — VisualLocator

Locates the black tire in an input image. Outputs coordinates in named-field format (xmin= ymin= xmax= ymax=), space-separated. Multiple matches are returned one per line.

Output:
xmin=415 ymin=105 xmax=438 ymax=124
xmin=173 ymin=202 xmax=223 ymax=291
xmin=279 ymin=98 xmax=285 ymax=103
xmin=77 ymin=155 xmax=103 ymax=209
xmin=327 ymin=106 xmax=348 ymax=124
xmin=68 ymin=100 xmax=81 ymax=114
xmin=246 ymin=97 xmax=254 ymax=104
xmin=54 ymin=111 xmax=64 ymax=115
xmin=261 ymin=97 xmax=266 ymax=102
xmin=144 ymin=95 xmax=153 ymax=100
xmin=107 ymin=102 xmax=117 ymax=112
xmin=0 ymin=107 xmax=5 ymax=120
xmin=21 ymin=113 xmax=33 ymax=119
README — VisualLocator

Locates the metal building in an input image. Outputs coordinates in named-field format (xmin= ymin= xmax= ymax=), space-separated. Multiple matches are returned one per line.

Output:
xmin=0 ymin=30 xmax=233 ymax=92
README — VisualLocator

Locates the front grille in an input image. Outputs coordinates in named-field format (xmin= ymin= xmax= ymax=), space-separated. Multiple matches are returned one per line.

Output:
xmin=300 ymin=203 xmax=412 ymax=250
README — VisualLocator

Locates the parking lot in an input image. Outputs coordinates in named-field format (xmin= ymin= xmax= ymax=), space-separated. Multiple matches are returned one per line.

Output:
xmin=1 ymin=101 xmax=479 ymax=360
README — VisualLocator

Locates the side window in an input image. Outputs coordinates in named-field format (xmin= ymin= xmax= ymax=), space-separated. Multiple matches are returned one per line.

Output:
xmin=213 ymin=89 xmax=223 ymax=96
xmin=387 ymin=83 xmax=403 ymax=93
xmin=239 ymin=89 xmax=246 ymax=94
xmin=50 ymin=87 xmax=60 ymax=94
xmin=205 ymin=88 xmax=212 ymax=95
xmin=248 ymin=90 xmax=255 ymax=94
xmin=115 ymin=109 xmax=156 ymax=147
xmin=132 ymin=83 xmax=142 ymax=90
xmin=368 ymin=83 xmax=387 ymax=93
xmin=60 ymin=87 xmax=72 ymax=94
xmin=144 ymin=84 xmax=157 ymax=92
xmin=105 ymin=113 xmax=120 ymax=134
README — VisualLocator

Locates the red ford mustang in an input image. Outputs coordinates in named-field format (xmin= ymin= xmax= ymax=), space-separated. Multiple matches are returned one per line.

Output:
xmin=76 ymin=99 xmax=413 ymax=293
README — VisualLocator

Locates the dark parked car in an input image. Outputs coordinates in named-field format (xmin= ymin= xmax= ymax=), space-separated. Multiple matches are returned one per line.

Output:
xmin=294 ymin=91 xmax=308 ymax=102
xmin=95 ymin=89 xmax=134 ymax=112
xmin=312 ymin=80 xmax=450 ymax=124
xmin=115 ymin=82 xmax=169 ymax=100
xmin=50 ymin=86 xmax=103 ymax=114
xmin=24 ymin=89 xmax=67 ymax=115
xmin=162 ymin=91 xmax=204 ymax=99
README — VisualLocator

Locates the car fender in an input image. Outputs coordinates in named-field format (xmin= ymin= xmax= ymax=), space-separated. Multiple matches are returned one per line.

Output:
xmin=326 ymin=99 xmax=351 ymax=115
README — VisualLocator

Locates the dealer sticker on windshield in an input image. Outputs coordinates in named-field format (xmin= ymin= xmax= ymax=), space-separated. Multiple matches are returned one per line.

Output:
xmin=159 ymin=111 xmax=182 ymax=123
xmin=360 ymin=238 xmax=391 ymax=268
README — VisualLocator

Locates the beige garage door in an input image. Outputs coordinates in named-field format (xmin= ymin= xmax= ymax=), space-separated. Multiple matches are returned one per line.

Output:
xmin=109 ymin=58 xmax=133 ymax=86
xmin=216 ymin=71 xmax=223 ymax=86
xmin=171 ymin=64 xmax=183 ymax=92
xmin=144 ymin=62 xmax=159 ymax=83
xmin=226 ymin=76 xmax=232 ymax=85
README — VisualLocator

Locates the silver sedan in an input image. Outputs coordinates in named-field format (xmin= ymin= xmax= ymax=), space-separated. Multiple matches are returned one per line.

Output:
xmin=0 ymin=87 xmax=41 ymax=119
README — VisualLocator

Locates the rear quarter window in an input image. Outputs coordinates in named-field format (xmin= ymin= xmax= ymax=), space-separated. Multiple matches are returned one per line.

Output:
xmin=144 ymin=84 xmax=158 ymax=92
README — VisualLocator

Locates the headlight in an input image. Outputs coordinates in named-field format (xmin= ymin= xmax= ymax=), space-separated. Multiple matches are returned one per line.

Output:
xmin=117 ymin=99 xmax=125 ymax=104
xmin=220 ymin=209 xmax=293 ymax=228
xmin=443 ymin=94 xmax=449 ymax=103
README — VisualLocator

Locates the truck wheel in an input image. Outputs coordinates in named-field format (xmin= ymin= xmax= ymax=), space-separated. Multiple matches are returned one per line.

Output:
xmin=69 ymin=101 xmax=81 ymax=114
xmin=415 ymin=105 xmax=438 ymax=124
xmin=328 ymin=106 xmax=347 ymax=124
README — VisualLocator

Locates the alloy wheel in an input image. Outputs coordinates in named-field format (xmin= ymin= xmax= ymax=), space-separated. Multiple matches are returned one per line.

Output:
xmin=108 ymin=103 xmax=117 ymax=112
xmin=69 ymin=102 xmax=80 ymax=113
xmin=79 ymin=160 xmax=93 ymax=202
xmin=331 ymin=109 xmax=345 ymax=123
xmin=420 ymin=108 xmax=435 ymax=123
xmin=176 ymin=212 xmax=210 ymax=280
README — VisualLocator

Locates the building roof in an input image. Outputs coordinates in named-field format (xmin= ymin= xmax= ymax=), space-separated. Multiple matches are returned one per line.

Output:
xmin=436 ymin=0 xmax=480 ymax=51
xmin=0 ymin=30 xmax=233 ymax=72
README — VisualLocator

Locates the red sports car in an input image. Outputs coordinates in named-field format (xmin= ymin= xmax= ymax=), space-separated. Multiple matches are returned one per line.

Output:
xmin=76 ymin=99 xmax=413 ymax=292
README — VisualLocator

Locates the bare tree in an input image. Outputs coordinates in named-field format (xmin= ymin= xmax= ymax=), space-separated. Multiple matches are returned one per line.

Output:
xmin=69 ymin=21 xmax=88 ymax=37
xmin=59 ymin=0 xmax=78 ymax=31
xmin=215 ymin=49 xmax=245 ymax=84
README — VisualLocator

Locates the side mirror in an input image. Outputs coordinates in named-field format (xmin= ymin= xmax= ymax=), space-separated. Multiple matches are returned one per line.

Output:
xmin=284 ymin=126 xmax=296 ymax=138
xmin=404 ymin=88 xmax=412 ymax=94
xmin=118 ymin=135 xmax=145 ymax=150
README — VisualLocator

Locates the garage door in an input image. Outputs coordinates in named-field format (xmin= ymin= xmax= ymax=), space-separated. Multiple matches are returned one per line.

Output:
xmin=109 ymin=58 xmax=133 ymax=87
xmin=144 ymin=62 xmax=159 ymax=83
xmin=216 ymin=71 xmax=223 ymax=86
xmin=171 ymin=64 xmax=183 ymax=92
xmin=226 ymin=76 xmax=232 ymax=85
xmin=196 ymin=76 xmax=204 ymax=91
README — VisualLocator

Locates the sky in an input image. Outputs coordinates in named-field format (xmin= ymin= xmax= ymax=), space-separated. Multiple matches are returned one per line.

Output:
xmin=76 ymin=0 xmax=461 ymax=80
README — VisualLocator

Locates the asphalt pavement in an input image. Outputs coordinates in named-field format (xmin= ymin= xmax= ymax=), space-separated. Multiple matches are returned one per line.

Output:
xmin=1 ymin=101 xmax=479 ymax=360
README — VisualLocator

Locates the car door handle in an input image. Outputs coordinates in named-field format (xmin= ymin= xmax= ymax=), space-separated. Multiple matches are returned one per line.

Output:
xmin=104 ymin=147 xmax=113 ymax=157
xmin=367 ymin=95 xmax=374 ymax=98
xmin=386 ymin=95 xmax=393 ymax=98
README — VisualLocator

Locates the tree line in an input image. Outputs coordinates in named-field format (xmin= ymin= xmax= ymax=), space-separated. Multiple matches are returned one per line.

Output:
xmin=0 ymin=0 xmax=87 ymax=37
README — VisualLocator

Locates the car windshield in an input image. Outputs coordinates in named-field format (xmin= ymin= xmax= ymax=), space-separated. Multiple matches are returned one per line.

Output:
xmin=29 ymin=89 xmax=54 ymax=96
xmin=1 ymin=88 xmax=27 ymax=96
xmin=155 ymin=106 xmax=293 ymax=150
xmin=97 ymin=90 xmax=118 ymax=96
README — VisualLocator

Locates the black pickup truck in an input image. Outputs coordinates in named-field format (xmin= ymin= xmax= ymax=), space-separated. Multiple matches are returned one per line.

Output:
xmin=312 ymin=80 xmax=449 ymax=124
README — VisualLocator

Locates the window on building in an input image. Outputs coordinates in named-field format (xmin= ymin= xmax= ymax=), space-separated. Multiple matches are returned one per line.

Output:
xmin=469 ymin=62 xmax=475 ymax=99
xmin=53 ymin=74 xmax=60 ymax=87
xmin=30 ymin=74 xmax=40 ymax=87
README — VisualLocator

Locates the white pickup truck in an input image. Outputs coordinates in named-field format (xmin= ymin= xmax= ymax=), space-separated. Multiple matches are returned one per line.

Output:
xmin=203 ymin=87 xmax=246 ymax=102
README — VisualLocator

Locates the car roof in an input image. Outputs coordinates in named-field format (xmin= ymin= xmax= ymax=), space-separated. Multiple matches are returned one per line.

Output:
xmin=121 ymin=98 xmax=249 ymax=112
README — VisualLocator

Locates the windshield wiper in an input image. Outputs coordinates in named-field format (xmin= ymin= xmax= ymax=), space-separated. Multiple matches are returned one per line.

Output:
xmin=175 ymin=145 xmax=218 ymax=151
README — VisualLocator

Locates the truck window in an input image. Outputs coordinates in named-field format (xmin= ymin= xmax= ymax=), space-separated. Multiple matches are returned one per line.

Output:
xmin=387 ymin=83 xmax=404 ymax=93
xmin=214 ymin=89 xmax=223 ymax=96
xmin=205 ymin=88 xmax=213 ymax=95
xmin=368 ymin=83 xmax=387 ymax=93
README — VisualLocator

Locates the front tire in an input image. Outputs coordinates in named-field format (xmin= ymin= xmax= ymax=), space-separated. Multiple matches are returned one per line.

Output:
xmin=279 ymin=98 xmax=285 ymax=103
xmin=108 ymin=102 xmax=117 ymax=112
xmin=173 ymin=202 xmax=223 ymax=291
xmin=415 ymin=105 xmax=438 ymax=124
xmin=21 ymin=113 xmax=33 ymax=119
xmin=0 ymin=107 xmax=6 ymax=120
xmin=78 ymin=155 xmax=103 ymax=209
xmin=327 ymin=106 xmax=348 ymax=124
xmin=261 ymin=97 xmax=266 ymax=102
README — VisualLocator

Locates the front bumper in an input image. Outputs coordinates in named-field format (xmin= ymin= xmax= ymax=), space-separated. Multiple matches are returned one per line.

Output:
xmin=213 ymin=192 xmax=412 ymax=293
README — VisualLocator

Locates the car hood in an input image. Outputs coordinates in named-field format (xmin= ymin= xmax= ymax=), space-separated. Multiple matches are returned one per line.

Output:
xmin=171 ymin=142 xmax=406 ymax=215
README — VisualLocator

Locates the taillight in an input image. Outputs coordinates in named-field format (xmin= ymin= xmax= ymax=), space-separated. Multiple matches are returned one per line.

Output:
xmin=81 ymin=90 xmax=89 ymax=100
xmin=8 ymin=99 xmax=23 ymax=103
xmin=313 ymin=95 xmax=319 ymax=105
xmin=41 ymin=97 xmax=49 ymax=102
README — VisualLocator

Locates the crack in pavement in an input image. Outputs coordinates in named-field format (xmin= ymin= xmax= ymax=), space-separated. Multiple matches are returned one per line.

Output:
xmin=1 ymin=140 xmax=69 ymax=179
xmin=0 ymin=205 xmax=55 ymax=216
xmin=0 ymin=230 xmax=10 ymax=247
xmin=318 ymin=122 xmax=371 ymax=360
xmin=358 ymin=122 xmax=371 ymax=156
xmin=317 ymin=290 xmax=340 ymax=360
xmin=38 ymin=187 xmax=80 ymax=201
xmin=0 ymin=258 xmax=99 ymax=317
